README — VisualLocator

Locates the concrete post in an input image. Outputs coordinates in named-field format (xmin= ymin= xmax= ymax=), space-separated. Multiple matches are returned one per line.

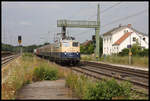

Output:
xmin=95 ymin=4 xmax=100 ymax=59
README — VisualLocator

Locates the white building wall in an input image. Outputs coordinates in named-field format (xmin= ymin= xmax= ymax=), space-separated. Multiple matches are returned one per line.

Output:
xmin=103 ymin=35 xmax=112 ymax=55
xmin=103 ymin=27 xmax=149 ymax=55
xmin=116 ymin=32 xmax=148 ymax=53
xmin=139 ymin=35 xmax=149 ymax=49
xmin=112 ymin=28 xmax=132 ymax=44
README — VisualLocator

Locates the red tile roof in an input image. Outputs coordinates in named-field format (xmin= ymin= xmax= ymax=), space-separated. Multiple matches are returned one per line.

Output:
xmin=81 ymin=40 xmax=92 ymax=46
xmin=113 ymin=32 xmax=132 ymax=45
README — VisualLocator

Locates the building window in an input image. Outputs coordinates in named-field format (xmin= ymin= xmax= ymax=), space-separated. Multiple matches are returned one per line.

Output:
xmin=133 ymin=37 xmax=136 ymax=41
xmin=117 ymin=47 xmax=118 ymax=49
xmin=143 ymin=37 xmax=145 ymax=41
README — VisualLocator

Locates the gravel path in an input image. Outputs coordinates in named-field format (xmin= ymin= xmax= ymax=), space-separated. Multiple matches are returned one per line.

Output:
xmin=16 ymin=79 xmax=78 ymax=99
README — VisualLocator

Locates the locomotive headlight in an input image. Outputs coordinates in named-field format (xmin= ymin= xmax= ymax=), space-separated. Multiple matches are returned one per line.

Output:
xmin=64 ymin=52 xmax=67 ymax=55
xmin=76 ymin=52 xmax=79 ymax=55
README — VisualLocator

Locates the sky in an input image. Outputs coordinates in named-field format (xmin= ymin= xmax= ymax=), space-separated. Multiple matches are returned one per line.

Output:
xmin=2 ymin=1 xmax=149 ymax=46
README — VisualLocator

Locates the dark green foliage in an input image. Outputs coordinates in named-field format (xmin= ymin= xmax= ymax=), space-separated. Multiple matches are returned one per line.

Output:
xmin=118 ymin=44 xmax=148 ymax=57
xmin=80 ymin=36 xmax=103 ymax=56
xmin=2 ymin=43 xmax=20 ymax=53
xmin=119 ymin=48 xmax=129 ymax=56
xmin=84 ymin=78 xmax=132 ymax=100
xmin=33 ymin=64 xmax=58 ymax=81
xmin=139 ymin=48 xmax=149 ymax=56
xmin=131 ymin=44 xmax=142 ymax=56
xmin=2 ymin=43 xmax=49 ymax=53
xmin=66 ymin=73 xmax=132 ymax=100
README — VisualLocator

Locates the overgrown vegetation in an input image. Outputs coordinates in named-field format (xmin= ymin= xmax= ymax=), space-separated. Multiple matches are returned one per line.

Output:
xmin=33 ymin=63 xmax=58 ymax=81
xmin=66 ymin=73 xmax=133 ymax=100
xmin=2 ymin=53 xmax=64 ymax=100
xmin=100 ymin=55 xmax=148 ymax=67
xmin=81 ymin=54 xmax=95 ymax=61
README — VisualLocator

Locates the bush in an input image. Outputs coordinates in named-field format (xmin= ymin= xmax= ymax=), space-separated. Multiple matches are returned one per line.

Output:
xmin=119 ymin=48 xmax=129 ymax=56
xmin=66 ymin=73 xmax=132 ymax=100
xmin=139 ymin=48 xmax=149 ymax=56
xmin=83 ymin=78 xmax=132 ymax=100
xmin=118 ymin=44 xmax=149 ymax=57
xmin=33 ymin=63 xmax=58 ymax=81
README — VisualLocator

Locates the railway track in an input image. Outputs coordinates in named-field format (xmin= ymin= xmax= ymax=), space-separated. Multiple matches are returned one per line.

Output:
xmin=71 ymin=61 xmax=149 ymax=95
xmin=2 ymin=54 xmax=20 ymax=66
xmin=37 ymin=56 xmax=149 ymax=96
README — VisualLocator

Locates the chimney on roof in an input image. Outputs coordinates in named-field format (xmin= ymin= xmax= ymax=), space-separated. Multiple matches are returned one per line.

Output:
xmin=127 ymin=24 xmax=131 ymax=28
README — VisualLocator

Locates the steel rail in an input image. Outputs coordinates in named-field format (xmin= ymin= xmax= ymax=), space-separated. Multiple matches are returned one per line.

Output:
xmin=2 ymin=54 xmax=20 ymax=66
xmin=73 ymin=66 xmax=148 ymax=88
xmin=71 ymin=67 xmax=148 ymax=96
xmin=82 ymin=61 xmax=148 ymax=78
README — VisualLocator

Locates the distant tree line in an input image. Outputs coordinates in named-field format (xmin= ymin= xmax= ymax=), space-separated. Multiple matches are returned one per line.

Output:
xmin=2 ymin=42 xmax=50 ymax=53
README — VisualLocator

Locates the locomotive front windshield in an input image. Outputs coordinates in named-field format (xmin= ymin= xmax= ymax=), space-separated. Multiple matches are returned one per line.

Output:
xmin=72 ymin=42 xmax=78 ymax=47
xmin=62 ymin=42 xmax=70 ymax=47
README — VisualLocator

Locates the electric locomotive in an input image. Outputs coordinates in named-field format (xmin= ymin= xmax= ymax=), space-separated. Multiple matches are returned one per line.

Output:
xmin=35 ymin=36 xmax=80 ymax=65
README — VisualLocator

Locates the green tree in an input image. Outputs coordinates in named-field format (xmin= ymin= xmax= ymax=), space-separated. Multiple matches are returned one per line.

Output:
xmin=119 ymin=48 xmax=129 ymax=56
xmin=131 ymin=43 xmax=142 ymax=56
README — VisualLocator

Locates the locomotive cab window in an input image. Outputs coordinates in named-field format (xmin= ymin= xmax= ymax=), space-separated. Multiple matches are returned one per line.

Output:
xmin=62 ymin=42 xmax=70 ymax=47
xmin=72 ymin=42 xmax=78 ymax=47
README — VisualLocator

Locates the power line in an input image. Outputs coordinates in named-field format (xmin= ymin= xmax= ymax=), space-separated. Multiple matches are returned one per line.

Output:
xmin=101 ymin=8 xmax=148 ymax=28
xmin=67 ymin=4 xmax=95 ymax=20
xmin=72 ymin=3 xmax=122 ymax=36
xmin=49 ymin=3 xmax=121 ymax=38
xmin=73 ymin=8 xmax=147 ymax=37
xmin=87 ymin=2 xmax=121 ymax=20
xmin=101 ymin=2 xmax=121 ymax=13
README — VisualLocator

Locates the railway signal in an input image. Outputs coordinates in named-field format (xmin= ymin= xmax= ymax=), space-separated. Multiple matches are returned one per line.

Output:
xmin=18 ymin=36 xmax=22 ymax=45
xmin=18 ymin=35 xmax=22 ymax=54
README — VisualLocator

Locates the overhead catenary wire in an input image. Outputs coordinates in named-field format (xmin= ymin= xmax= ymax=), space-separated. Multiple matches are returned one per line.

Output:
xmin=67 ymin=4 xmax=96 ymax=20
xmin=73 ymin=8 xmax=148 ymax=37
xmin=101 ymin=8 xmax=148 ymax=28
xmin=101 ymin=2 xmax=121 ymax=13
xmin=71 ymin=2 xmax=122 ymax=35
xmin=46 ymin=3 xmax=122 ymax=40
xmin=87 ymin=2 xmax=122 ymax=20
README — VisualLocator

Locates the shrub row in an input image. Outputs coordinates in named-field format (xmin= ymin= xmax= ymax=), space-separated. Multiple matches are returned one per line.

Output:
xmin=118 ymin=44 xmax=149 ymax=57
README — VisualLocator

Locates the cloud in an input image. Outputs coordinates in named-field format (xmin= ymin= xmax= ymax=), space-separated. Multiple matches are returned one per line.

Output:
xmin=20 ymin=21 xmax=32 ymax=26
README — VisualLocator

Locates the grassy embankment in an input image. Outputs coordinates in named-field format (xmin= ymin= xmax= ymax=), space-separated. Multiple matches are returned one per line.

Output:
xmin=2 ymin=53 xmax=148 ymax=100
xmin=81 ymin=54 xmax=148 ymax=68
xmin=65 ymin=72 xmax=148 ymax=100
xmin=1 ymin=53 xmax=66 ymax=100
